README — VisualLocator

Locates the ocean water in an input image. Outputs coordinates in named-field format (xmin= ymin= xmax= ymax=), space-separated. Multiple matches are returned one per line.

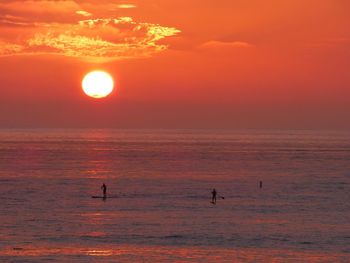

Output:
xmin=0 ymin=129 xmax=349 ymax=262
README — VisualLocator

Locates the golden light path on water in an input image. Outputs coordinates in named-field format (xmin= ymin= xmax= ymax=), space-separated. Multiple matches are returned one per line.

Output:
xmin=0 ymin=245 xmax=348 ymax=262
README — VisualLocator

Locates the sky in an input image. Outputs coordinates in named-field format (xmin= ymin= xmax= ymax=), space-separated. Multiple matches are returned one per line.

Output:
xmin=0 ymin=0 xmax=349 ymax=129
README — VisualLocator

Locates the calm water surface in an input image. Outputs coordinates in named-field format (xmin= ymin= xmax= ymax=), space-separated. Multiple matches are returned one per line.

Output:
xmin=0 ymin=129 xmax=349 ymax=262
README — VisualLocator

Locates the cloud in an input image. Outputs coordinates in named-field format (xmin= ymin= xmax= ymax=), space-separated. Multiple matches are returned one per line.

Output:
xmin=76 ymin=10 xmax=92 ymax=17
xmin=0 ymin=0 xmax=81 ymax=20
xmin=0 ymin=1 xmax=180 ymax=61
xmin=0 ymin=40 xmax=24 ymax=55
xmin=198 ymin=41 xmax=254 ymax=50
xmin=0 ymin=14 xmax=32 ymax=27
xmin=117 ymin=4 xmax=137 ymax=9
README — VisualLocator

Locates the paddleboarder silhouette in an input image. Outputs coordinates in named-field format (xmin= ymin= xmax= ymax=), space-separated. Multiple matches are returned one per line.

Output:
xmin=101 ymin=183 xmax=107 ymax=198
xmin=211 ymin=188 xmax=217 ymax=204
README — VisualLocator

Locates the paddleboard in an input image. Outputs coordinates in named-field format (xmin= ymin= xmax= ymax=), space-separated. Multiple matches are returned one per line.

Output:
xmin=91 ymin=196 xmax=118 ymax=198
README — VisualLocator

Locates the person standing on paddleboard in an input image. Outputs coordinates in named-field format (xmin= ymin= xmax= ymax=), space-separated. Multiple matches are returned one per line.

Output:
xmin=101 ymin=183 xmax=107 ymax=198
xmin=211 ymin=188 xmax=217 ymax=204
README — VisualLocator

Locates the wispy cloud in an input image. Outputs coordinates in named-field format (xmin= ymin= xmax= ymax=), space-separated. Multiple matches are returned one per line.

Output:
xmin=0 ymin=1 xmax=180 ymax=61
xmin=0 ymin=0 xmax=81 ymax=19
xmin=198 ymin=41 xmax=254 ymax=50
xmin=117 ymin=4 xmax=137 ymax=9
xmin=76 ymin=10 xmax=92 ymax=17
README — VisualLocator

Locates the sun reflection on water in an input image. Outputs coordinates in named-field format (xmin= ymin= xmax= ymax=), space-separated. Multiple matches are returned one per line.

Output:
xmin=85 ymin=249 xmax=113 ymax=256
xmin=0 ymin=245 xmax=348 ymax=262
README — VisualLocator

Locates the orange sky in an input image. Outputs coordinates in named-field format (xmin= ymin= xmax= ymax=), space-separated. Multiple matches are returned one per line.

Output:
xmin=0 ymin=0 xmax=349 ymax=129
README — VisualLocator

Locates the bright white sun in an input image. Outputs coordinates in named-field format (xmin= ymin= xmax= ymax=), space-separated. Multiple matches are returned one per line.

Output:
xmin=82 ymin=71 xmax=114 ymax=99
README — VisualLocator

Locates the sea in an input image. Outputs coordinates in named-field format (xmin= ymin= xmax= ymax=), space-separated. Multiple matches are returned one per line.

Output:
xmin=0 ymin=129 xmax=349 ymax=262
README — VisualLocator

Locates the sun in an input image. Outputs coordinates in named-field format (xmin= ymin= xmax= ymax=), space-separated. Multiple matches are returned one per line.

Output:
xmin=82 ymin=71 xmax=114 ymax=99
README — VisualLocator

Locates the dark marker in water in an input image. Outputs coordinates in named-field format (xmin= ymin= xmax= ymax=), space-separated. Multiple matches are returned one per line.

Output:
xmin=260 ymin=181 xmax=263 ymax=189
